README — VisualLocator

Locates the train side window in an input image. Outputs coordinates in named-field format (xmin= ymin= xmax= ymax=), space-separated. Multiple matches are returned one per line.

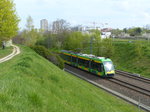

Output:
xmin=78 ymin=58 xmax=89 ymax=68
xmin=78 ymin=58 xmax=81 ymax=65
xmin=79 ymin=58 xmax=81 ymax=65
xmin=84 ymin=60 xmax=89 ymax=68
xmin=68 ymin=56 xmax=71 ymax=62
xmin=91 ymin=61 xmax=95 ymax=70
xmin=62 ymin=54 xmax=66 ymax=60
xmin=65 ymin=55 xmax=70 ymax=61
xmin=65 ymin=55 xmax=68 ymax=61
xmin=97 ymin=63 xmax=102 ymax=72
xmin=72 ymin=57 xmax=77 ymax=63
xmin=78 ymin=58 xmax=83 ymax=66
xmin=91 ymin=61 xmax=101 ymax=72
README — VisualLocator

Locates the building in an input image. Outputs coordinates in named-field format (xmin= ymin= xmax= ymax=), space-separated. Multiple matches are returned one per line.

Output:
xmin=40 ymin=19 xmax=48 ymax=31
xmin=101 ymin=28 xmax=112 ymax=39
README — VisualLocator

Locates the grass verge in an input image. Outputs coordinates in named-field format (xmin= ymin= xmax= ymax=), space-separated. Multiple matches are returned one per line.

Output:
xmin=0 ymin=46 xmax=13 ymax=58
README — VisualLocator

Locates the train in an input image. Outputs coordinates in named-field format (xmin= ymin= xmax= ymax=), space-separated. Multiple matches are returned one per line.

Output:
xmin=61 ymin=50 xmax=115 ymax=77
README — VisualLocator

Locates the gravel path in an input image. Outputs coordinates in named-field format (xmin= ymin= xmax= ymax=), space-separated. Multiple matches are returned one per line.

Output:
xmin=0 ymin=45 xmax=20 ymax=63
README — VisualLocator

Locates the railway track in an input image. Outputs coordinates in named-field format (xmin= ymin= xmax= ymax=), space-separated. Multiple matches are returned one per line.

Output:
xmin=64 ymin=64 xmax=150 ymax=111
xmin=116 ymin=70 xmax=150 ymax=84
xmin=108 ymin=78 xmax=150 ymax=97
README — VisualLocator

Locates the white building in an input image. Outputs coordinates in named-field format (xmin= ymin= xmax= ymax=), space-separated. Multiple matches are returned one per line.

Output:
xmin=101 ymin=28 xmax=112 ymax=39
xmin=40 ymin=19 xmax=48 ymax=31
xmin=101 ymin=32 xmax=111 ymax=39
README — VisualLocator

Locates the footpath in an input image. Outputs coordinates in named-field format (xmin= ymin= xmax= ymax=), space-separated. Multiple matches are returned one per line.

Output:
xmin=0 ymin=45 xmax=20 ymax=63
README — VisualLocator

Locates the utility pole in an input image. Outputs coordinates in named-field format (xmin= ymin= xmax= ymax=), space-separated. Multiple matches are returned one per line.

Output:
xmin=148 ymin=33 xmax=150 ymax=43
xmin=90 ymin=36 xmax=93 ymax=54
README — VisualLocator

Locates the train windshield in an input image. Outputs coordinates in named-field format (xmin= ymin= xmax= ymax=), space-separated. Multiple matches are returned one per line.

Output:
xmin=103 ymin=61 xmax=114 ymax=72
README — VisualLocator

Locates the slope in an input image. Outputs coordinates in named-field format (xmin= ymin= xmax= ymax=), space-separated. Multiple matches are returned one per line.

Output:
xmin=0 ymin=45 xmax=142 ymax=112
xmin=0 ymin=46 xmax=13 ymax=58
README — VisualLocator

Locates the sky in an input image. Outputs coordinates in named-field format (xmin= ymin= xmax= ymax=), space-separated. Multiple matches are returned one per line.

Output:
xmin=13 ymin=0 xmax=150 ymax=30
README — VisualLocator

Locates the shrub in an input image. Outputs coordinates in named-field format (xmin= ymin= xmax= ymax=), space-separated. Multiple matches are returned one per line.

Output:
xmin=31 ymin=45 xmax=64 ymax=69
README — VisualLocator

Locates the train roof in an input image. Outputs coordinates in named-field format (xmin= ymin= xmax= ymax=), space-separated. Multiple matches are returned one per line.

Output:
xmin=61 ymin=50 xmax=112 ymax=62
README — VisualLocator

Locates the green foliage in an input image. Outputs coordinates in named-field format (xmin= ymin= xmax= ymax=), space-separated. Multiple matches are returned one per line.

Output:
xmin=36 ymin=31 xmax=91 ymax=52
xmin=64 ymin=32 xmax=85 ymax=51
xmin=102 ymin=38 xmax=114 ymax=57
xmin=89 ymin=29 xmax=101 ymax=37
xmin=128 ymin=27 xmax=142 ymax=36
xmin=111 ymin=29 xmax=123 ymax=37
xmin=26 ymin=16 xmax=34 ymax=31
xmin=37 ymin=33 xmax=58 ymax=49
xmin=92 ymin=38 xmax=114 ymax=58
xmin=0 ymin=45 xmax=140 ymax=111
xmin=31 ymin=45 xmax=49 ymax=58
xmin=31 ymin=45 xmax=64 ymax=69
xmin=110 ymin=42 xmax=150 ymax=78
xmin=0 ymin=0 xmax=20 ymax=41
xmin=19 ymin=29 xmax=43 ymax=46
xmin=134 ymin=40 xmax=143 ymax=58
xmin=16 ymin=16 xmax=44 ymax=46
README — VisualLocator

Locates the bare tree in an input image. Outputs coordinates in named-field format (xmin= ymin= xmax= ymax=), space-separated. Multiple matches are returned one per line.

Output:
xmin=26 ymin=16 xmax=34 ymax=31
xmin=52 ymin=19 xmax=70 ymax=34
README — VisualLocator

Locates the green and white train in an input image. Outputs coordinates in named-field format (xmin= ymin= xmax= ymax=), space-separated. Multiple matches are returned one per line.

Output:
xmin=61 ymin=50 xmax=115 ymax=77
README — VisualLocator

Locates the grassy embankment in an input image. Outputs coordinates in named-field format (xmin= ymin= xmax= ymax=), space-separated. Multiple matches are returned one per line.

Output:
xmin=0 ymin=47 xmax=13 ymax=58
xmin=111 ymin=42 xmax=150 ymax=78
xmin=0 ymin=45 xmax=143 ymax=112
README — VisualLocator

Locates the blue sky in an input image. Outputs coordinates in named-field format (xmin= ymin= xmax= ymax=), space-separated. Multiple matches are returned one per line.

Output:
xmin=14 ymin=0 xmax=150 ymax=30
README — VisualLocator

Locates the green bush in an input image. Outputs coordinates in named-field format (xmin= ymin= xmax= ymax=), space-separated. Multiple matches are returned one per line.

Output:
xmin=31 ymin=45 xmax=64 ymax=69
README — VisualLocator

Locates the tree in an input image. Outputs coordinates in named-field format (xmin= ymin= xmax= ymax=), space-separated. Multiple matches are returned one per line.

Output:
xmin=26 ymin=16 xmax=34 ymax=31
xmin=128 ymin=27 xmax=142 ymax=36
xmin=111 ymin=29 xmax=123 ymax=37
xmin=0 ymin=0 xmax=20 ymax=47
xmin=22 ymin=16 xmax=42 ymax=46
xmin=123 ymin=28 xmax=127 ymax=33
xmin=52 ymin=19 xmax=70 ymax=34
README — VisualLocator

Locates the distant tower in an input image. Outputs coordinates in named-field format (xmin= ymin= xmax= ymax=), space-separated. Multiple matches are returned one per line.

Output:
xmin=40 ymin=19 xmax=48 ymax=31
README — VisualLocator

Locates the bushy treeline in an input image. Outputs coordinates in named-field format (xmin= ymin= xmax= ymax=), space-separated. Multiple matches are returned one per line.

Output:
xmin=15 ymin=28 xmax=116 ymax=58
xmin=36 ymin=31 xmax=91 ymax=52
xmin=111 ymin=27 xmax=150 ymax=38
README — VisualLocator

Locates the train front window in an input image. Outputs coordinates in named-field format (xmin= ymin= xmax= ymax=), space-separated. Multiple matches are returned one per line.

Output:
xmin=103 ymin=61 xmax=114 ymax=72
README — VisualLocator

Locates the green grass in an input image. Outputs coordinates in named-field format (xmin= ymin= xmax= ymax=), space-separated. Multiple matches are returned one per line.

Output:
xmin=0 ymin=47 xmax=13 ymax=58
xmin=0 ymin=45 xmax=143 ymax=112
xmin=111 ymin=42 xmax=150 ymax=78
